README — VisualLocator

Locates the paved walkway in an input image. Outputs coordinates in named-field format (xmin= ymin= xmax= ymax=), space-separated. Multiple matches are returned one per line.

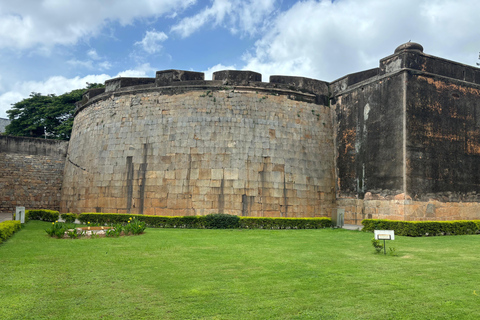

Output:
xmin=342 ymin=224 xmax=363 ymax=231
xmin=0 ymin=212 xmax=13 ymax=223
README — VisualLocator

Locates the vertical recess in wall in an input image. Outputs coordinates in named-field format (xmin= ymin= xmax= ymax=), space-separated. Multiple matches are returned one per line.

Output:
xmin=283 ymin=171 xmax=288 ymax=217
xmin=138 ymin=143 xmax=148 ymax=215
xmin=242 ymin=194 xmax=248 ymax=216
xmin=126 ymin=156 xmax=134 ymax=213
xmin=403 ymin=71 xmax=407 ymax=200
xmin=218 ymin=178 xmax=225 ymax=214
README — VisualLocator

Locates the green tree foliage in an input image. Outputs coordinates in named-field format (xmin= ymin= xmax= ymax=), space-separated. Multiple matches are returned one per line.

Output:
xmin=5 ymin=83 xmax=104 ymax=140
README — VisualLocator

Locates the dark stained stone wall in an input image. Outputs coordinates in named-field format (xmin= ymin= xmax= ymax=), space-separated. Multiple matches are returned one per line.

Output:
xmin=406 ymin=72 xmax=480 ymax=201
xmin=333 ymin=72 xmax=405 ymax=199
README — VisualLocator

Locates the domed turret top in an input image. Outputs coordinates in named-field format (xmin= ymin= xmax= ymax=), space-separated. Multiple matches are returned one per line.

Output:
xmin=394 ymin=42 xmax=424 ymax=54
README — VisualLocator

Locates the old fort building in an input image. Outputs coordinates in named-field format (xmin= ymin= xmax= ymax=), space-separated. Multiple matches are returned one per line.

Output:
xmin=1 ymin=43 xmax=479 ymax=224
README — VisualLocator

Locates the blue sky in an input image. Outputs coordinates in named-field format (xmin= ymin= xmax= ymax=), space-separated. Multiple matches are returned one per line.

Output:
xmin=1 ymin=0 xmax=480 ymax=118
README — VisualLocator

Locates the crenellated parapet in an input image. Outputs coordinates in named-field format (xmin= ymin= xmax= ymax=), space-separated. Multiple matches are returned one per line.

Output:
xmin=75 ymin=69 xmax=330 ymax=115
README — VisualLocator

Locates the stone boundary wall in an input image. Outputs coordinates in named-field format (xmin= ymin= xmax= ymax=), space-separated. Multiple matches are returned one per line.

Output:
xmin=0 ymin=136 xmax=68 ymax=213
xmin=339 ymin=198 xmax=480 ymax=225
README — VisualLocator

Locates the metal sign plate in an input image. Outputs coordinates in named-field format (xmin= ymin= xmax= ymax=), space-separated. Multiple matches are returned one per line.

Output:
xmin=374 ymin=230 xmax=395 ymax=240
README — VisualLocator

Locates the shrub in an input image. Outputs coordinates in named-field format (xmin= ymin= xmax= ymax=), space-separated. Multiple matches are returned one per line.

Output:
xmin=61 ymin=213 xmax=78 ymax=224
xmin=205 ymin=213 xmax=240 ymax=229
xmin=371 ymin=238 xmax=384 ymax=254
xmin=27 ymin=209 xmax=59 ymax=222
xmin=0 ymin=220 xmax=22 ymax=243
xmin=362 ymin=219 xmax=480 ymax=237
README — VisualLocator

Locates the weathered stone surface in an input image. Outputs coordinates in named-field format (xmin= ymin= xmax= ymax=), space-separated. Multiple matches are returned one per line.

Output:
xmin=156 ymin=70 xmax=205 ymax=86
xmin=333 ymin=42 xmax=480 ymax=224
xmin=213 ymin=70 xmax=261 ymax=85
xmin=105 ymin=77 xmax=155 ymax=92
xmin=0 ymin=136 xmax=68 ymax=213
xmin=62 ymin=87 xmax=335 ymax=218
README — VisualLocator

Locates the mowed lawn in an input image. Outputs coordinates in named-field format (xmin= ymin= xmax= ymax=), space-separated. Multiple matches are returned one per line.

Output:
xmin=1 ymin=221 xmax=479 ymax=319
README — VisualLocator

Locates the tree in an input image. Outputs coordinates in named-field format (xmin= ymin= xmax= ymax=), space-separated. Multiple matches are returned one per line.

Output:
xmin=5 ymin=83 xmax=103 ymax=140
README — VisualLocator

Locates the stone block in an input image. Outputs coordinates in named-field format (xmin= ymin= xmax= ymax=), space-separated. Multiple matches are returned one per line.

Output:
xmin=212 ymin=70 xmax=262 ymax=85
xmin=156 ymin=70 xmax=205 ymax=86
xmin=211 ymin=169 xmax=224 ymax=180
xmin=224 ymin=168 xmax=239 ymax=180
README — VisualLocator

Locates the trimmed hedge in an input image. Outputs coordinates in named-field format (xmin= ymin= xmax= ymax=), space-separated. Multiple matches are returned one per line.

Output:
xmin=78 ymin=213 xmax=332 ymax=230
xmin=60 ymin=213 xmax=78 ymax=223
xmin=239 ymin=217 xmax=332 ymax=229
xmin=0 ymin=220 xmax=22 ymax=244
xmin=362 ymin=219 xmax=480 ymax=237
xmin=205 ymin=213 xmax=240 ymax=229
xmin=26 ymin=209 xmax=59 ymax=222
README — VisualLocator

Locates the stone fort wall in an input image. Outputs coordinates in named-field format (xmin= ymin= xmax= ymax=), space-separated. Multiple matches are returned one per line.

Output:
xmin=61 ymin=71 xmax=336 ymax=217
xmin=332 ymin=43 xmax=480 ymax=224
xmin=1 ymin=43 xmax=479 ymax=224
xmin=0 ymin=136 xmax=68 ymax=213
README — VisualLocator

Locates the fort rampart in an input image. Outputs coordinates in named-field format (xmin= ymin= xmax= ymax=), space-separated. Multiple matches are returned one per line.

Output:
xmin=61 ymin=71 xmax=336 ymax=217
xmin=1 ymin=43 xmax=479 ymax=224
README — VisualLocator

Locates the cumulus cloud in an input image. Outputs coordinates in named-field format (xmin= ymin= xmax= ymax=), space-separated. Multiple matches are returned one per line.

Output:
xmin=67 ymin=59 xmax=94 ymax=69
xmin=0 ymin=0 xmax=195 ymax=50
xmin=241 ymin=0 xmax=480 ymax=81
xmin=98 ymin=61 xmax=112 ymax=71
xmin=202 ymin=63 xmax=236 ymax=80
xmin=87 ymin=49 xmax=101 ymax=60
xmin=135 ymin=30 xmax=168 ymax=54
xmin=171 ymin=0 xmax=276 ymax=38
xmin=115 ymin=63 xmax=156 ymax=78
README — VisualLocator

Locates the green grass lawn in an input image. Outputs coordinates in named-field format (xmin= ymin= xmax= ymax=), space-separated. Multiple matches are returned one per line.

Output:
xmin=1 ymin=221 xmax=479 ymax=319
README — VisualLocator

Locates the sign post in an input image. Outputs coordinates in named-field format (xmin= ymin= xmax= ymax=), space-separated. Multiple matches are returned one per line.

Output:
xmin=374 ymin=230 xmax=395 ymax=255
xmin=16 ymin=206 xmax=26 ymax=224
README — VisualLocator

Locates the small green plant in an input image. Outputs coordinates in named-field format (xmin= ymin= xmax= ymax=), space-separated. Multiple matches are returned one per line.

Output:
xmin=105 ymin=224 xmax=124 ymax=237
xmin=389 ymin=247 xmax=398 ymax=256
xmin=200 ymin=90 xmax=213 ymax=98
xmin=66 ymin=227 xmax=78 ymax=239
xmin=371 ymin=238 xmax=384 ymax=254
xmin=45 ymin=221 xmax=67 ymax=239
xmin=124 ymin=217 xmax=146 ymax=235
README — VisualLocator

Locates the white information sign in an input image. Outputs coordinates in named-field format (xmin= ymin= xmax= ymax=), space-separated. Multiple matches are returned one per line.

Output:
xmin=16 ymin=206 xmax=26 ymax=224
xmin=374 ymin=230 xmax=395 ymax=241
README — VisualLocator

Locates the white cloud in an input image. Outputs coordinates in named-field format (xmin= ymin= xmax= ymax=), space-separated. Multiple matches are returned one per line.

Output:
xmin=67 ymin=59 xmax=94 ymax=69
xmin=87 ymin=49 xmax=101 ymax=60
xmin=135 ymin=30 xmax=168 ymax=54
xmin=202 ymin=63 xmax=236 ymax=80
xmin=241 ymin=0 xmax=480 ymax=82
xmin=98 ymin=61 xmax=112 ymax=71
xmin=171 ymin=0 xmax=276 ymax=38
xmin=0 ymin=0 xmax=196 ymax=50
xmin=115 ymin=63 xmax=156 ymax=77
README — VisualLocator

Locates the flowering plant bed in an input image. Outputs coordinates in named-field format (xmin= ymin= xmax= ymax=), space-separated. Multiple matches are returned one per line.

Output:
xmin=45 ymin=217 xmax=146 ymax=239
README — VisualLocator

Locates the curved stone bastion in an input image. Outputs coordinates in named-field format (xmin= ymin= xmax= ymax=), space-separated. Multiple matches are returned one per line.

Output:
xmin=61 ymin=70 xmax=336 ymax=217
